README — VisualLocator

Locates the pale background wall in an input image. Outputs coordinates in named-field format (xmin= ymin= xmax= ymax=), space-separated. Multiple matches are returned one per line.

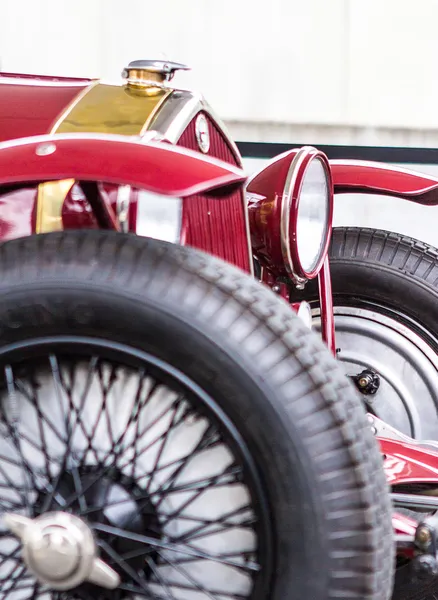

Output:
xmin=2 ymin=0 xmax=438 ymax=244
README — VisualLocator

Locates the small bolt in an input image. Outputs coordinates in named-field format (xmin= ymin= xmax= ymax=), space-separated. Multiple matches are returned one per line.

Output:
xmin=417 ymin=526 xmax=432 ymax=545
xmin=35 ymin=142 xmax=56 ymax=157
xmin=353 ymin=369 xmax=380 ymax=395
xmin=272 ymin=285 xmax=281 ymax=293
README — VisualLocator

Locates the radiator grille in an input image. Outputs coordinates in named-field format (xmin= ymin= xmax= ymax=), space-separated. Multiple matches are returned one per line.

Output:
xmin=177 ymin=113 xmax=251 ymax=272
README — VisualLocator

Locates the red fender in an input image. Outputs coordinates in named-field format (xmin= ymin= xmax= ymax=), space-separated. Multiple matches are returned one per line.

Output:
xmin=330 ymin=159 xmax=438 ymax=205
xmin=379 ymin=437 xmax=438 ymax=486
xmin=0 ymin=133 xmax=246 ymax=197
xmin=380 ymin=436 xmax=438 ymax=555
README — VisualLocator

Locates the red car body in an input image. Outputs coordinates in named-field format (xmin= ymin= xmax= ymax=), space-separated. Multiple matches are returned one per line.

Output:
xmin=2 ymin=60 xmax=438 ymax=562
xmin=0 ymin=69 xmax=253 ymax=274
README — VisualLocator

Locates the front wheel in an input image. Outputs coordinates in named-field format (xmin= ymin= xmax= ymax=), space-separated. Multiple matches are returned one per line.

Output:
xmin=0 ymin=231 xmax=394 ymax=600
xmin=295 ymin=226 xmax=438 ymax=440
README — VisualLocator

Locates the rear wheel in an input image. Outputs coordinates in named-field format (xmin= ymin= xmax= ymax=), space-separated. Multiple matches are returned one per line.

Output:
xmin=0 ymin=230 xmax=394 ymax=600
xmin=294 ymin=227 xmax=438 ymax=440
xmin=292 ymin=226 xmax=438 ymax=600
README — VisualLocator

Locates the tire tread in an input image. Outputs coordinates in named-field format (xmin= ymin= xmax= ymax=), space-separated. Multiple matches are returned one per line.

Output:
xmin=0 ymin=231 xmax=394 ymax=600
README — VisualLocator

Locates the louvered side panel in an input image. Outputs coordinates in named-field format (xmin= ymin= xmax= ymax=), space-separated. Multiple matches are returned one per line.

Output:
xmin=177 ymin=113 xmax=251 ymax=272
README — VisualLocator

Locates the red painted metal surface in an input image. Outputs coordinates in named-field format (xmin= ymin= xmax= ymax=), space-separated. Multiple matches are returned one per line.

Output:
xmin=380 ymin=437 xmax=438 ymax=485
xmin=393 ymin=512 xmax=418 ymax=538
xmin=261 ymin=268 xmax=291 ymax=300
xmin=247 ymin=150 xmax=299 ymax=276
xmin=77 ymin=181 xmax=120 ymax=231
xmin=247 ymin=148 xmax=335 ymax=349
xmin=247 ymin=148 xmax=333 ymax=280
xmin=0 ymin=72 xmax=91 ymax=82
xmin=0 ymin=134 xmax=246 ymax=197
xmin=318 ymin=257 xmax=336 ymax=355
xmin=177 ymin=112 xmax=251 ymax=272
xmin=0 ymin=186 xmax=37 ymax=240
xmin=62 ymin=183 xmax=138 ymax=231
xmin=393 ymin=512 xmax=418 ymax=559
xmin=0 ymin=78 xmax=87 ymax=143
xmin=380 ymin=436 xmax=438 ymax=559
xmin=62 ymin=184 xmax=97 ymax=230
xmin=331 ymin=160 xmax=438 ymax=205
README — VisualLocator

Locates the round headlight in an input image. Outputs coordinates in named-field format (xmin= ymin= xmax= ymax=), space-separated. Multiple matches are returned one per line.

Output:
xmin=296 ymin=156 xmax=330 ymax=273
xmin=281 ymin=147 xmax=333 ymax=283
xmin=247 ymin=146 xmax=333 ymax=286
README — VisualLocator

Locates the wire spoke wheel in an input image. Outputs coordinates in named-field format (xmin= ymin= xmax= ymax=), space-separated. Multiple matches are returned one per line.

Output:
xmin=0 ymin=341 xmax=267 ymax=600
xmin=0 ymin=231 xmax=396 ymax=600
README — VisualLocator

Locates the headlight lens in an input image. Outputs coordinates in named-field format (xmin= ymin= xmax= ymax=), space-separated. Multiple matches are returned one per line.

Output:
xmin=296 ymin=156 xmax=330 ymax=274
xmin=247 ymin=146 xmax=333 ymax=284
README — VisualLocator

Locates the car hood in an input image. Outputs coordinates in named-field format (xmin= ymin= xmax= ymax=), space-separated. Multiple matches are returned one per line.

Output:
xmin=0 ymin=72 xmax=174 ymax=143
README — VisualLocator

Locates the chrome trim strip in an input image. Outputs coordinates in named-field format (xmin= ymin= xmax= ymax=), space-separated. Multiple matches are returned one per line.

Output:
xmin=241 ymin=192 xmax=254 ymax=277
xmin=330 ymin=159 xmax=438 ymax=181
xmin=0 ymin=77 xmax=91 ymax=87
xmin=280 ymin=148 xmax=308 ymax=288
xmin=368 ymin=413 xmax=438 ymax=452
xmin=202 ymin=99 xmax=242 ymax=167
xmin=150 ymin=91 xmax=242 ymax=164
xmin=149 ymin=91 xmax=201 ymax=143
xmin=116 ymin=184 xmax=131 ymax=233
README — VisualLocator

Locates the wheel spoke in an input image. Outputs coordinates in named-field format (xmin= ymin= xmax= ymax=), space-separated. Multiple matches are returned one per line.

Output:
xmin=156 ymin=551 xmax=248 ymax=600
xmin=0 ymin=350 xmax=265 ymax=599
xmin=92 ymin=522 xmax=260 ymax=572
xmin=155 ymin=550 xmax=220 ymax=600
xmin=169 ymin=505 xmax=255 ymax=544
xmin=98 ymin=538 xmax=151 ymax=594
xmin=0 ymin=563 xmax=28 ymax=594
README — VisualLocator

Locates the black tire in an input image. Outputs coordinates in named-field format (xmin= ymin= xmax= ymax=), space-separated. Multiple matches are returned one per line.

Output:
xmin=291 ymin=226 xmax=438 ymax=600
xmin=0 ymin=230 xmax=393 ymax=600
xmin=329 ymin=227 xmax=438 ymax=344
xmin=292 ymin=226 xmax=438 ymax=439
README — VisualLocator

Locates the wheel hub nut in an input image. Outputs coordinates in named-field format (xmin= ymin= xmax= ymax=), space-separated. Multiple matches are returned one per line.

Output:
xmin=352 ymin=368 xmax=381 ymax=396
xmin=416 ymin=525 xmax=433 ymax=546
xmin=35 ymin=526 xmax=78 ymax=581
xmin=3 ymin=511 xmax=120 ymax=591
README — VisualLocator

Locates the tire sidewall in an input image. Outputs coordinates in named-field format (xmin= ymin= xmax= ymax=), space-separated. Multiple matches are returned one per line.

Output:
xmin=0 ymin=281 xmax=328 ymax=600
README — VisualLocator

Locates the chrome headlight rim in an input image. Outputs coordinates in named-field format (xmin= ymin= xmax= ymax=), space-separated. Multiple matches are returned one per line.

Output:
xmin=280 ymin=146 xmax=333 ymax=285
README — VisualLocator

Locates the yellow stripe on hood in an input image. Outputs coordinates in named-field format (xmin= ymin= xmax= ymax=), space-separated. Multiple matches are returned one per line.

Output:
xmin=36 ymin=82 xmax=171 ymax=233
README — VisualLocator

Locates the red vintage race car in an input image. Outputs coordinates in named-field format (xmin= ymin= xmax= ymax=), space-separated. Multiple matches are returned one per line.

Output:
xmin=0 ymin=59 xmax=436 ymax=600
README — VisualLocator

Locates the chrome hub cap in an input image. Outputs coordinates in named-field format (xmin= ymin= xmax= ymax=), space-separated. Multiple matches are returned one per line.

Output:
xmin=313 ymin=305 xmax=438 ymax=439
xmin=3 ymin=512 xmax=120 ymax=591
